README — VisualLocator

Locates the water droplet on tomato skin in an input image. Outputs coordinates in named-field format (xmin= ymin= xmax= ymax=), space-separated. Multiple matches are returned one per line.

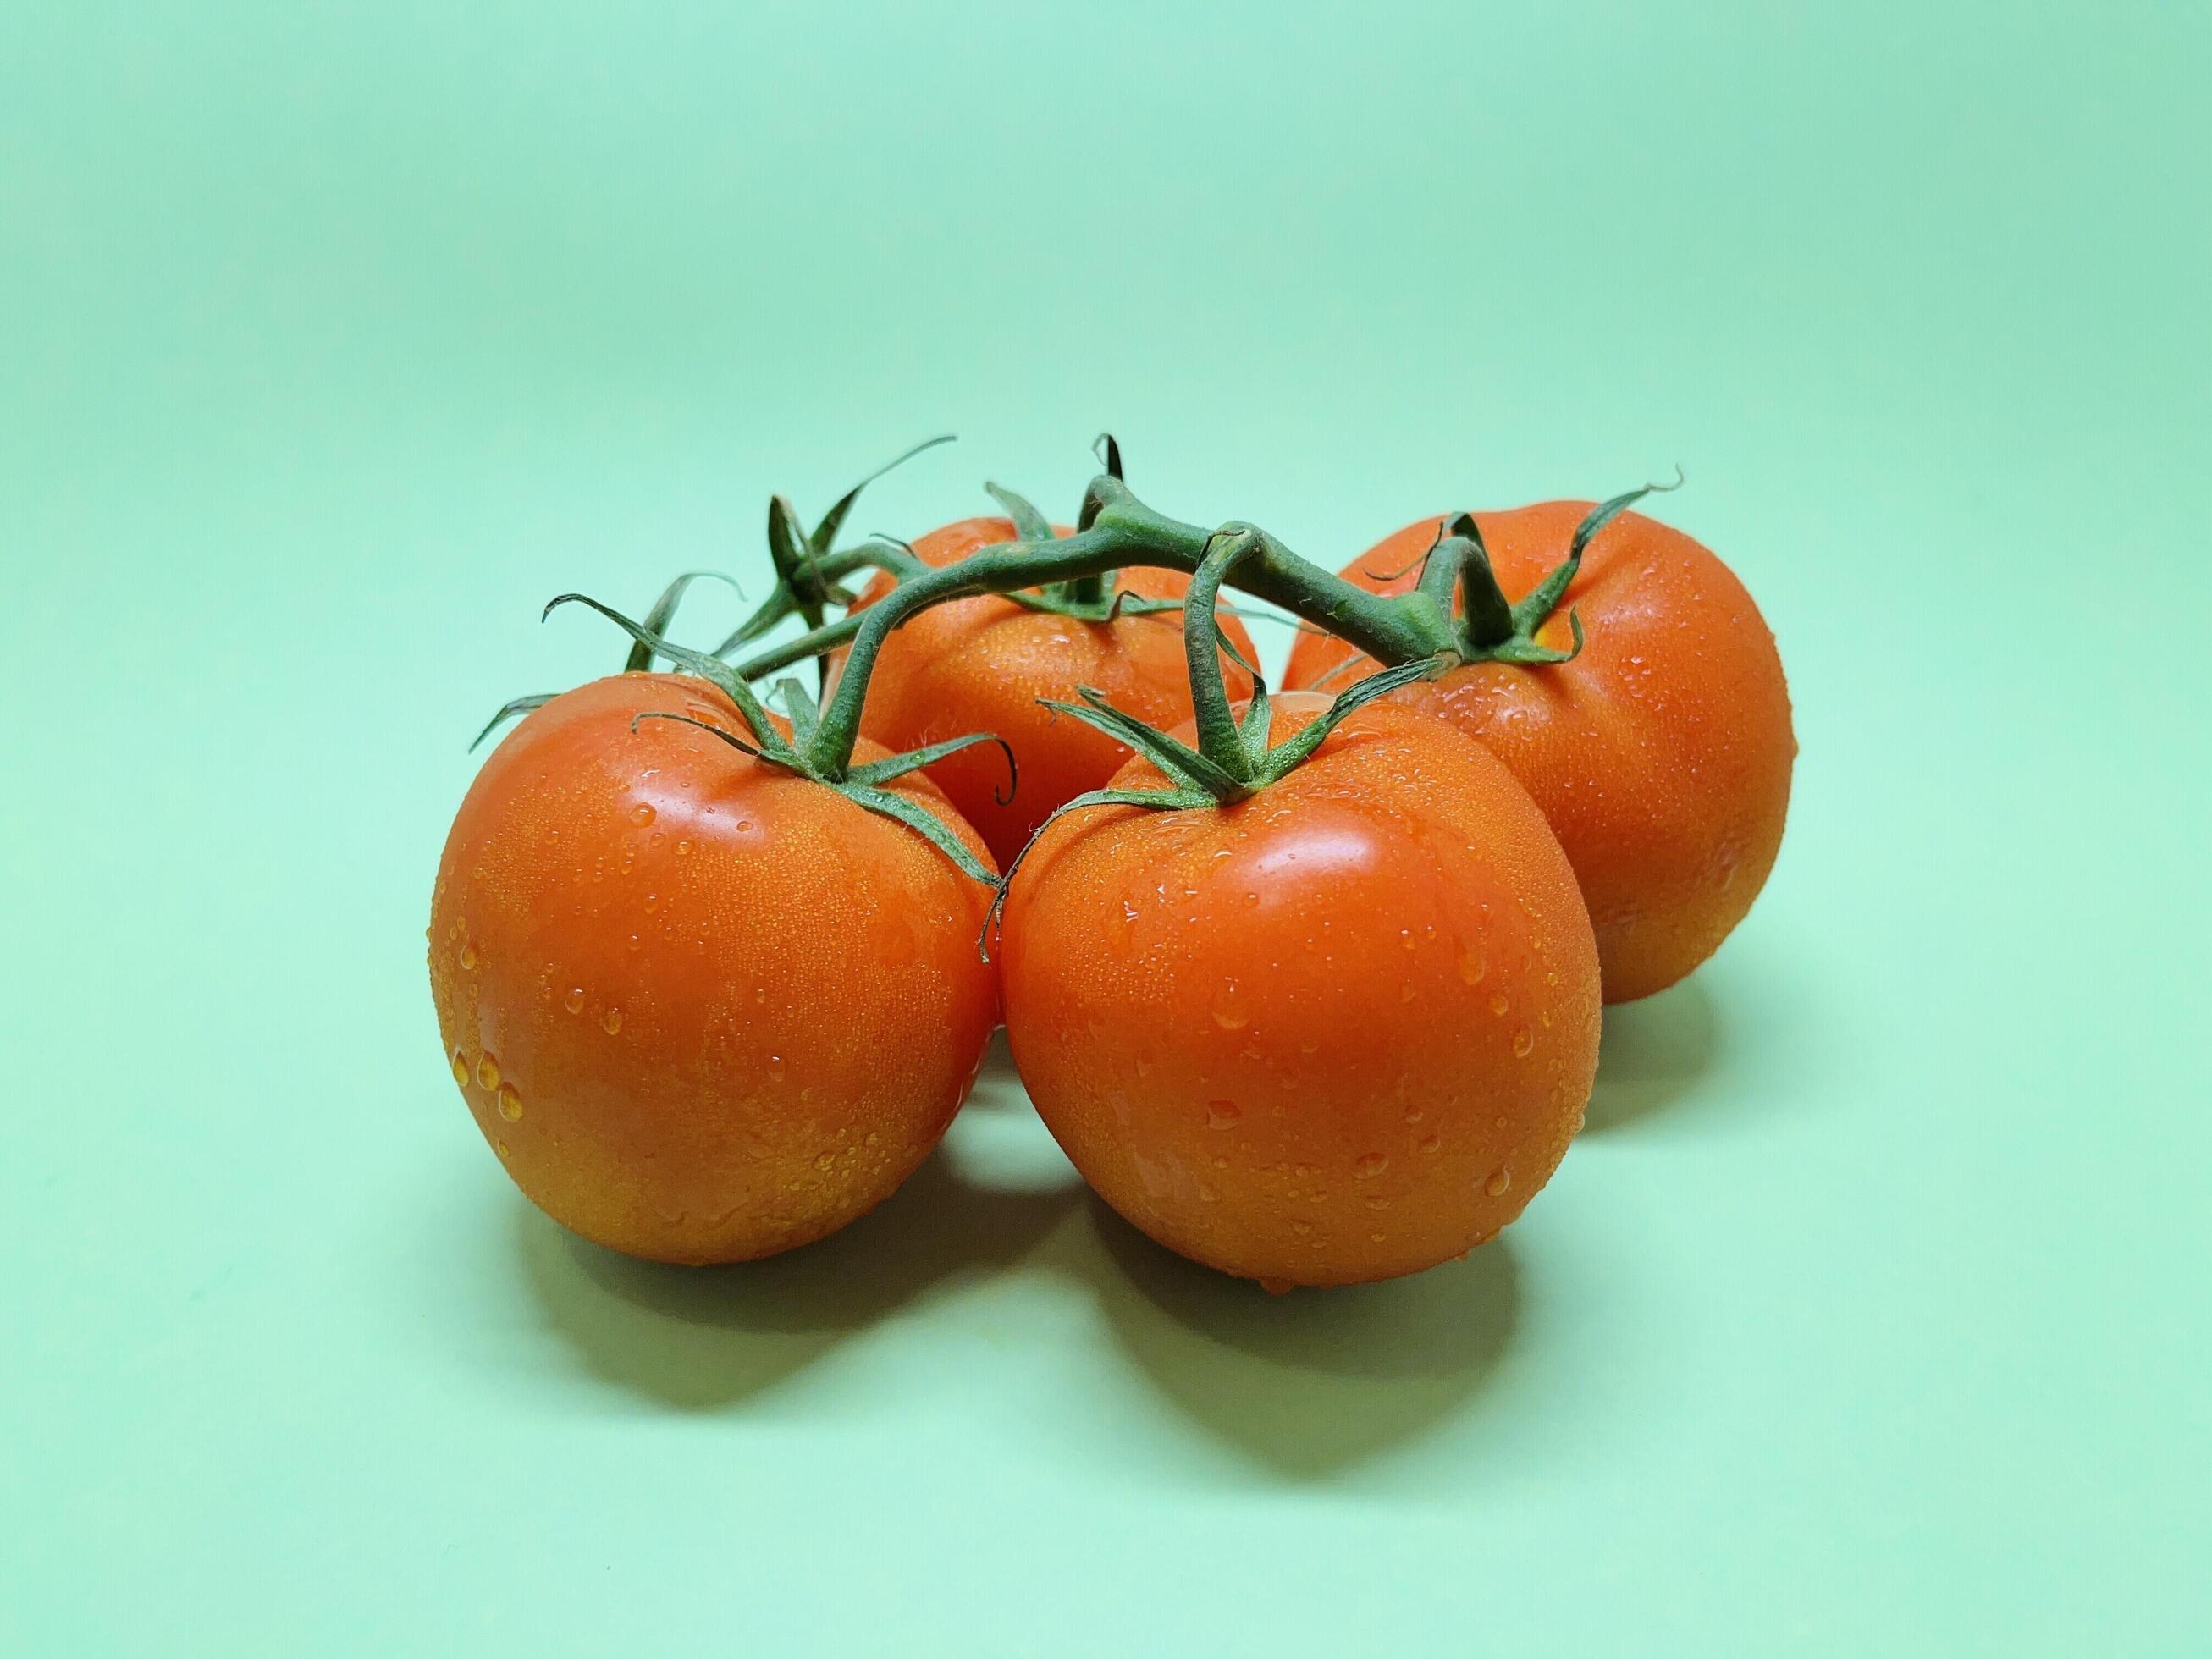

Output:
xmin=1206 ymin=1100 xmax=1243 ymax=1129
xmin=1486 ymin=1169 xmax=1513 ymax=1198
xmin=1355 ymin=1152 xmax=1389 ymax=1179
xmin=601 ymin=1007 xmax=623 ymax=1035
xmin=1513 ymin=1028 xmax=1536 ymax=1059
xmin=564 ymin=988 xmax=586 ymax=1015
xmin=495 ymin=1139 xmax=510 ymax=1159
xmin=1419 ymin=1133 xmax=1442 ymax=1154
xmin=459 ymin=940 xmax=479 ymax=970
xmin=1211 ymin=983 xmax=1249 ymax=1029
xmin=498 ymin=1083 xmax=523 ymax=1122
xmin=768 ymin=1055 xmax=786 ymax=1081
xmin=450 ymin=1052 xmax=470 ymax=1089
xmin=1257 ymin=1276 xmax=1296 ymax=1296
xmin=1489 ymin=992 xmax=1509 ymax=1017
xmin=475 ymin=1054 xmax=501 ymax=1092
xmin=1457 ymin=946 xmax=1487 ymax=985
xmin=630 ymin=803 xmax=657 ymax=827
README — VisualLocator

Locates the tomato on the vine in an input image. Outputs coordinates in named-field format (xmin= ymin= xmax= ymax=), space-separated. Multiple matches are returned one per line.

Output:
xmin=1284 ymin=503 xmax=1793 ymax=1002
xmin=430 ymin=671 xmax=998 ymax=1265
xmin=1000 ymin=692 xmax=1600 ymax=1291
xmin=830 ymin=515 xmax=1259 ymax=867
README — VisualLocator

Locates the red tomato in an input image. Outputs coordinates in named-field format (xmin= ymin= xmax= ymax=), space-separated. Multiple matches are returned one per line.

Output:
xmin=829 ymin=516 xmax=1260 ymax=868
xmin=429 ymin=673 xmax=998 ymax=1265
xmin=1000 ymin=693 xmax=1600 ymax=1290
xmin=1283 ymin=504 xmax=1794 ymax=1002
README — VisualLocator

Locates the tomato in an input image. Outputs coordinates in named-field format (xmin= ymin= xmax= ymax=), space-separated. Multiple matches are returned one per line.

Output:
xmin=829 ymin=515 xmax=1260 ymax=868
xmin=1283 ymin=503 xmax=1794 ymax=1003
xmin=428 ymin=672 xmax=999 ymax=1265
xmin=999 ymin=693 xmax=1600 ymax=1291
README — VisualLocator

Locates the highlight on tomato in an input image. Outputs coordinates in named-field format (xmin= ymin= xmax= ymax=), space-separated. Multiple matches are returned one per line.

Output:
xmin=431 ymin=603 xmax=1001 ymax=1265
xmin=1283 ymin=487 xmax=1795 ymax=1003
xmin=996 ymin=534 xmax=1602 ymax=1291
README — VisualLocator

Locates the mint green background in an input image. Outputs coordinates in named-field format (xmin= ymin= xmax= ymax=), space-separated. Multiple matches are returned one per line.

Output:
xmin=5 ymin=4 xmax=2208 ymax=1653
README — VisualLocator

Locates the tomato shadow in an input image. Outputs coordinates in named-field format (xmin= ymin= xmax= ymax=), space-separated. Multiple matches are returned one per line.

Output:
xmin=1081 ymin=1199 xmax=1522 ymax=1481
xmin=1583 ymin=976 xmax=1719 ymax=1133
xmin=516 ymin=1122 xmax=1077 ymax=1413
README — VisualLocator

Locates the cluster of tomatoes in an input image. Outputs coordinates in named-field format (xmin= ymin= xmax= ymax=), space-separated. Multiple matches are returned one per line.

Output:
xmin=429 ymin=449 xmax=1793 ymax=1292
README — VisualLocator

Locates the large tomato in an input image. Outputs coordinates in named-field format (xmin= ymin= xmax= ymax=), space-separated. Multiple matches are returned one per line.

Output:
xmin=429 ymin=672 xmax=999 ymax=1265
xmin=829 ymin=515 xmax=1260 ymax=867
xmin=1283 ymin=503 xmax=1794 ymax=1002
xmin=999 ymin=693 xmax=1600 ymax=1291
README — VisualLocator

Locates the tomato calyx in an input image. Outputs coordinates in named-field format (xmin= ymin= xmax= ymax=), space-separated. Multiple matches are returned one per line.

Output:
xmin=980 ymin=523 xmax=1453 ymax=955
xmin=543 ymin=592 xmax=1010 ymax=888
xmin=469 ymin=567 xmax=750 ymax=750
xmin=1429 ymin=471 xmax=1684 ymax=670
xmin=714 ymin=433 xmax=954 ymax=663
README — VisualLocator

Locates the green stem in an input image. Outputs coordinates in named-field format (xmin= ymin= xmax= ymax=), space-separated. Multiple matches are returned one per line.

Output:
xmin=794 ymin=479 xmax=1456 ymax=776
xmin=1183 ymin=527 xmax=1263 ymax=783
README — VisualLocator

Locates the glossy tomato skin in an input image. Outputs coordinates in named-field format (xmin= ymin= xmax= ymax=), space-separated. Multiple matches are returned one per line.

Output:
xmin=428 ymin=673 xmax=998 ymax=1265
xmin=829 ymin=516 xmax=1259 ymax=868
xmin=1283 ymin=504 xmax=1794 ymax=1004
xmin=1000 ymin=696 xmax=1599 ymax=1290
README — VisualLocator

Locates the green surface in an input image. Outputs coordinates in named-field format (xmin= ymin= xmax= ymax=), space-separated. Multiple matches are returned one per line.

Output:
xmin=5 ymin=4 xmax=2208 ymax=1653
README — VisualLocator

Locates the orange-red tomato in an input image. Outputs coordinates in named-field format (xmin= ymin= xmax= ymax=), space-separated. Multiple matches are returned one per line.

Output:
xmin=1000 ymin=694 xmax=1600 ymax=1291
xmin=1283 ymin=504 xmax=1794 ymax=1003
xmin=830 ymin=516 xmax=1259 ymax=868
xmin=428 ymin=673 xmax=998 ymax=1265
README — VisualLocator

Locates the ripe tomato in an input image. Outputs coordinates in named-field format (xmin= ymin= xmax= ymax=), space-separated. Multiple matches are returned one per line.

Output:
xmin=999 ymin=693 xmax=1600 ymax=1291
xmin=429 ymin=672 xmax=998 ymax=1265
xmin=829 ymin=515 xmax=1260 ymax=868
xmin=1283 ymin=503 xmax=1794 ymax=1002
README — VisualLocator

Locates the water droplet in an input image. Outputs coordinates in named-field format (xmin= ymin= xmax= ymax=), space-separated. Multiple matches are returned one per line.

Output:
xmin=1489 ymin=991 xmax=1509 ymax=1017
xmin=1486 ymin=1169 xmax=1513 ymax=1197
xmin=1257 ymin=1276 xmax=1295 ymax=1296
xmin=1457 ymin=945 xmax=1487 ymax=985
xmin=1540 ymin=1009 xmax=1553 ymax=1028
xmin=1404 ymin=1105 xmax=1426 ymax=1124
xmin=497 ymin=1083 xmax=523 ymax=1121
xmin=1419 ymin=1133 xmax=1442 ymax=1154
xmin=475 ymin=1054 xmax=500 ymax=1091
xmin=1291 ymin=1220 xmax=1313 ymax=1236
xmin=630 ymin=803 xmax=657 ymax=826
xmin=1354 ymin=1152 xmax=1389 ymax=1179
xmin=1369 ymin=1231 xmax=1387 ymax=1243
xmin=675 ymin=840 xmax=691 ymax=856
xmin=814 ymin=1152 xmax=836 ymax=1172
xmin=1494 ymin=1113 xmax=1510 ymax=1128
xmin=601 ymin=1008 xmax=623 ymax=1034
xmin=450 ymin=1052 xmax=469 ymax=1088
xmin=564 ymin=988 xmax=586 ymax=1015
xmin=495 ymin=1139 xmax=510 ymax=1159
xmin=1211 ymin=982 xmax=1249 ymax=1029
xmin=1400 ymin=928 xmax=1416 ymax=951
xmin=1206 ymin=1099 xmax=1242 ymax=1129
xmin=459 ymin=940 xmax=479 ymax=970
xmin=1513 ymin=1028 xmax=1535 ymax=1058
xmin=1365 ymin=1194 xmax=1390 ymax=1210
xmin=1199 ymin=1183 xmax=1220 ymax=1204
xmin=768 ymin=1055 xmax=786 ymax=1080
